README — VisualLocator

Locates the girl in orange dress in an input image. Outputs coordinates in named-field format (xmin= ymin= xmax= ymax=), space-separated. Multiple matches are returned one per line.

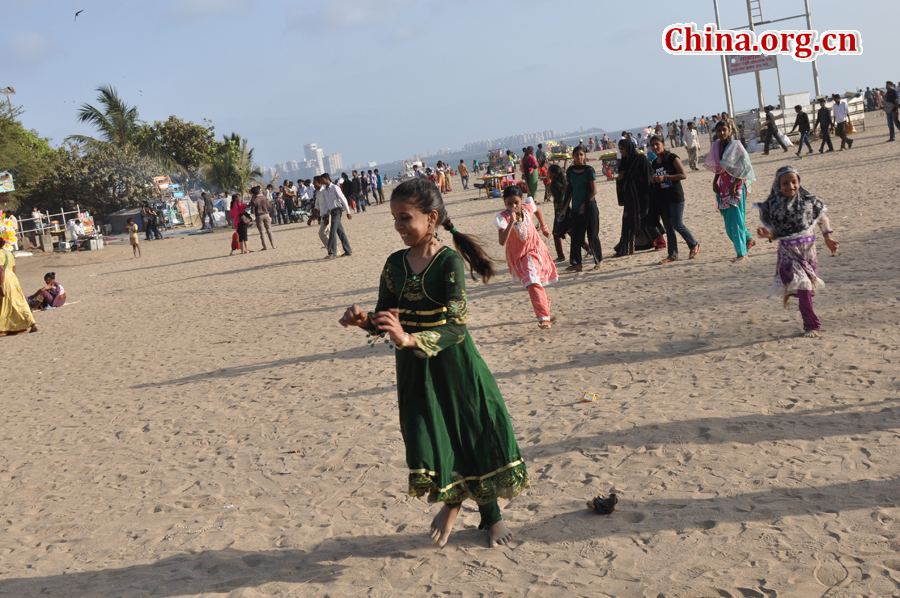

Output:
xmin=495 ymin=185 xmax=558 ymax=329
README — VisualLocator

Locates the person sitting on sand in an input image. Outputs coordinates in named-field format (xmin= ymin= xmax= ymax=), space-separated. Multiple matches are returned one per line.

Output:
xmin=27 ymin=272 xmax=66 ymax=311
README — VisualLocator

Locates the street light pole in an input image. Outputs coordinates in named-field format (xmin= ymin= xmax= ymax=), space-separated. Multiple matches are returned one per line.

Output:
xmin=713 ymin=0 xmax=735 ymax=116
xmin=803 ymin=0 xmax=822 ymax=97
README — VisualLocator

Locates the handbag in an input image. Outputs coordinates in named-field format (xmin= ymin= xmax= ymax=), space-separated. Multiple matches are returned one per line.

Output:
xmin=846 ymin=120 xmax=856 ymax=134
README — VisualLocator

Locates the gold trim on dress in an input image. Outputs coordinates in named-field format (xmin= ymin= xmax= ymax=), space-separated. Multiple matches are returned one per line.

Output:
xmin=436 ymin=459 xmax=525 ymax=493
xmin=409 ymin=468 xmax=437 ymax=476
xmin=399 ymin=307 xmax=447 ymax=315
xmin=401 ymin=319 xmax=447 ymax=328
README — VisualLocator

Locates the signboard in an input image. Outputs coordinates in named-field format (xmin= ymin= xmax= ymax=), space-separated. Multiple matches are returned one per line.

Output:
xmin=0 ymin=171 xmax=14 ymax=193
xmin=728 ymin=55 xmax=777 ymax=76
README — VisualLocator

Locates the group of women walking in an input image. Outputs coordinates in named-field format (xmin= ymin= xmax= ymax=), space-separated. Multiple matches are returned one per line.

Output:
xmin=544 ymin=120 xmax=765 ymax=270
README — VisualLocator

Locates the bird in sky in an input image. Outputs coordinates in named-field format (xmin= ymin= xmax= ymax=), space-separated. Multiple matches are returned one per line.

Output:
xmin=74 ymin=10 xmax=83 ymax=22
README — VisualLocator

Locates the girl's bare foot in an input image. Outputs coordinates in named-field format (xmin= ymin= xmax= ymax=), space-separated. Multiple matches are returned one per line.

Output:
xmin=733 ymin=255 xmax=749 ymax=262
xmin=487 ymin=520 xmax=514 ymax=547
xmin=430 ymin=504 xmax=461 ymax=548
xmin=783 ymin=295 xmax=792 ymax=309
xmin=804 ymin=329 xmax=820 ymax=338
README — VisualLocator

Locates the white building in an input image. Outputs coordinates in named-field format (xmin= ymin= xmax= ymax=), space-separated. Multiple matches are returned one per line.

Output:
xmin=303 ymin=143 xmax=325 ymax=173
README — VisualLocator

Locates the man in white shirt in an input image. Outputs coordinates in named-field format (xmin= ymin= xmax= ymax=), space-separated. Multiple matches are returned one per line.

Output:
xmin=312 ymin=176 xmax=330 ymax=249
xmin=298 ymin=180 xmax=310 ymax=207
xmin=831 ymin=94 xmax=854 ymax=150
xmin=683 ymin=122 xmax=700 ymax=171
xmin=319 ymin=173 xmax=353 ymax=259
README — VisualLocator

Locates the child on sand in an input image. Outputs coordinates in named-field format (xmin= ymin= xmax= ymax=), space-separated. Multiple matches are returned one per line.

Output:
xmin=496 ymin=185 xmax=558 ymax=329
xmin=126 ymin=218 xmax=141 ymax=258
xmin=754 ymin=165 xmax=840 ymax=338
xmin=339 ymin=179 xmax=529 ymax=548
xmin=235 ymin=213 xmax=252 ymax=254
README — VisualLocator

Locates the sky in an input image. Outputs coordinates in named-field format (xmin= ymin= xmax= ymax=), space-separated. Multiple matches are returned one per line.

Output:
xmin=2 ymin=0 xmax=894 ymax=169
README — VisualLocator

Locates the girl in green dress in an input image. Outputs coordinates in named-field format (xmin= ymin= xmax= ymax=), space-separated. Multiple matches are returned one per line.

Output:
xmin=340 ymin=179 xmax=529 ymax=548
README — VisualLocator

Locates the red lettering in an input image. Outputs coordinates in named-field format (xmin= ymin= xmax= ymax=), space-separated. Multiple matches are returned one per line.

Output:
xmin=684 ymin=25 xmax=702 ymax=51
xmin=714 ymin=32 xmax=733 ymax=52
xmin=838 ymin=32 xmax=857 ymax=52
xmin=760 ymin=32 xmax=778 ymax=52
xmin=735 ymin=32 xmax=753 ymax=52
xmin=822 ymin=33 xmax=836 ymax=52
xmin=779 ymin=32 xmax=794 ymax=52
xmin=664 ymin=26 xmax=683 ymax=52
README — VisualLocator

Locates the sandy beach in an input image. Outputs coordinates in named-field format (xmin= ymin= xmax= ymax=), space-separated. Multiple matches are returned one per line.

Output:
xmin=1 ymin=114 xmax=899 ymax=597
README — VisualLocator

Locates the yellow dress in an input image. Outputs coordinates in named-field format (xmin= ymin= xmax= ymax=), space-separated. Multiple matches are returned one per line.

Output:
xmin=0 ymin=250 xmax=36 ymax=333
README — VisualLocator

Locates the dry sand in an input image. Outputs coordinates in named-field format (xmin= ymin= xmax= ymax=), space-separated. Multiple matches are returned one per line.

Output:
xmin=1 ymin=114 xmax=899 ymax=598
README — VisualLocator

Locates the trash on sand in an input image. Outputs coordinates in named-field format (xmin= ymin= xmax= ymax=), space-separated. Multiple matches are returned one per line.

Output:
xmin=579 ymin=392 xmax=598 ymax=402
xmin=587 ymin=493 xmax=618 ymax=514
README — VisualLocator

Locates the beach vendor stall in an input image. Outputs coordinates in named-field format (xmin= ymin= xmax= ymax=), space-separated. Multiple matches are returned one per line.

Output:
xmin=152 ymin=176 xmax=188 ymax=227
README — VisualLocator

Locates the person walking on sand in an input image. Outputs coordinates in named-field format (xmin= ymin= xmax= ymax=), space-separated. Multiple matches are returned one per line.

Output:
xmin=684 ymin=122 xmax=700 ymax=171
xmin=883 ymin=81 xmax=900 ymax=142
xmin=312 ymin=176 xmax=331 ymax=249
xmin=496 ymin=185 xmax=558 ymax=328
xmin=813 ymin=98 xmax=834 ymax=153
xmin=248 ymin=186 xmax=276 ymax=250
xmin=790 ymin=105 xmax=814 ymax=156
xmin=374 ymin=169 xmax=386 ymax=204
xmin=520 ymin=146 xmax=539 ymax=200
xmin=560 ymin=145 xmax=603 ymax=272
xmin=649 ymin=135 xmax=699 ymax=264
xmin=339 ymin=179 xmax=528 ymax=548
xmin=754 ymin=165 xmax=840 ymax=338
xmin=320 ymin=173 xmax=353 ymax=259
xmin=458 ymin=160 xmax=469 ymax=191
xmin=0 ymin=238 xmax=38 ymax=334
xmin=704 ymin=120 xmax=756 ymax=262
xmin=762 ymin=106 xmax=788 ymax=155
xmin=832 ymin=94 xmax=854 ymax=150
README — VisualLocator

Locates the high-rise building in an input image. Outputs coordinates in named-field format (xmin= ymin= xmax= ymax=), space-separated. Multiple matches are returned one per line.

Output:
xmin=303 ymin=143 xmax=325 ymax=173
xmin=325 ymin=153 xmax=343 ymax=173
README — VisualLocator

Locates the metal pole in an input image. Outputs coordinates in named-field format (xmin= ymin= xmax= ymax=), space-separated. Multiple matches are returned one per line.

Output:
xmin=803 ymin=0 xmax=821 ymax=97
xmin=714 ymin=0 xmax=735 ymax=116
xmin=746 ymin=0 xmax=766 ymax=110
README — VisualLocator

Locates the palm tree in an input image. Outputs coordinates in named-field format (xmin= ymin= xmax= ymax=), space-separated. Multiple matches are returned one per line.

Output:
xmin=202 ymin=133 xmax=262 ymax=197
xmin=67 ymin=85 xmax=140 ymax=150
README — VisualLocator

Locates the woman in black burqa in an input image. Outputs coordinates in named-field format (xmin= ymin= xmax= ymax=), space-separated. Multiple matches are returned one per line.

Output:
xmin=613 ymin=139 xmax=666 ymax=256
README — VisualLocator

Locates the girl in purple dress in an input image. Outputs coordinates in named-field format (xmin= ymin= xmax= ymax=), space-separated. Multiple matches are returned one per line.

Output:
xmin=754 ymin=166 xmax=840 ymax=338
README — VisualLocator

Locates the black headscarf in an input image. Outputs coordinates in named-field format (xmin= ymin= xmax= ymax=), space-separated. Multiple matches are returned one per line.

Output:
xmin=616 ymin=140 xmax=652 ymax=208
xmin=754 ymin=165 xmax=826 ymax=239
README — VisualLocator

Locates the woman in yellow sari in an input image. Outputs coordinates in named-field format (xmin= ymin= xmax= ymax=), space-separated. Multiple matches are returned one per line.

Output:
xmin=0 ymin=239 xmax=38 ymax=334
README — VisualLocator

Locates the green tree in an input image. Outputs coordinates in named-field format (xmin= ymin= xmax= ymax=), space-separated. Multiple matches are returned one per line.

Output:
xmin=202 ymin=133 xmax=261 ymax=198
xmin=135 ymin=116 xmax=215 ymax=171
xmin=68 ymin=85 xmax=141 ymax=151
xmin=0 ymin=103 xmax=64 ymax=212
xmin=30 ymin=143 xmax=157 ymax=218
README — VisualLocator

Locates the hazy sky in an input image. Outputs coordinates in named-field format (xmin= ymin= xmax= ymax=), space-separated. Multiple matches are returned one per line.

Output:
xmin=2 ymin=0 xmax=893 ymax=168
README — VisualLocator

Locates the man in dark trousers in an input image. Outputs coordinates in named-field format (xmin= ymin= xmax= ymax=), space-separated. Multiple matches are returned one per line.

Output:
xmin=789 ymin=105 xmax=813 ymax=156
xmin=884 ymin=81 xmax=900 ymax=142
xmin=813 ymin=98 xmax=834 ymax=153
xmin=763 ymin=106 xmax=788 ymax=155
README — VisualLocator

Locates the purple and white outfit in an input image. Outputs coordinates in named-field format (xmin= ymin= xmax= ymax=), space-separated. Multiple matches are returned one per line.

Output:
xmin=753 ymin=166 xmax=833 ymax=332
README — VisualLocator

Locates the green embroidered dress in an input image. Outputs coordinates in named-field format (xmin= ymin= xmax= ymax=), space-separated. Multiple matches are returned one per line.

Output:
xmin=375 ymin=246 xmax=529 ymax=506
